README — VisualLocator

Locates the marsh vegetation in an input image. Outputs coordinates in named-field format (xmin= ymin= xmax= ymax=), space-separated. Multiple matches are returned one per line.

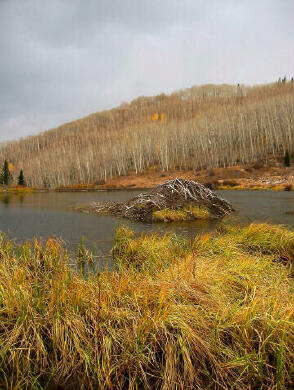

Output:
xmin=0 ymin=222 xmax=293 ymax=389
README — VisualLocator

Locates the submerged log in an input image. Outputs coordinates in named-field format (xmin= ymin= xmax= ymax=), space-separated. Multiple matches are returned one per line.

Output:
xmin=76 ymin=178 xmax=234 ymax=222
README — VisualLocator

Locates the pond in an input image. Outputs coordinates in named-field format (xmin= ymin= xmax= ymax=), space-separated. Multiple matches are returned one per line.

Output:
xmin=0 ymin=190 xmax=293 ymax=269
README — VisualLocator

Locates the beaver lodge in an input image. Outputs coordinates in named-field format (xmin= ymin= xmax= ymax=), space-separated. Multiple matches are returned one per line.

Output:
xmin=76 ymin=178 xmax=234 ymax=222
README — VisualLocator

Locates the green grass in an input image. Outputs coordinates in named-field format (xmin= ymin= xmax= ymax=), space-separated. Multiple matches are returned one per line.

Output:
xmin=0 ymin=223 xmax=293 ymax=389
xmin=152 ymin=204 xmax=211 ymax=222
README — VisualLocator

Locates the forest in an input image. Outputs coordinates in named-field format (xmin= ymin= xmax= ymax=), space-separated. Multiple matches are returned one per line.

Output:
xmin=0 ymin=82 xmax=293 ymax=187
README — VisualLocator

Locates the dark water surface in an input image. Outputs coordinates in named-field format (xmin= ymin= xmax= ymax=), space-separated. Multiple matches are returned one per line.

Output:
xmin=0 ymin=190 xmax=293 ymax=268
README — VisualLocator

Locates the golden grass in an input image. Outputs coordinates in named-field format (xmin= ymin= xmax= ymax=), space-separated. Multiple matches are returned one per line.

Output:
xmin=0 ymin=222 xmax=293 ymax=389
xmin=0 ymin=186 xmax=35 ymax=193
xmin=218 ymin=183 xmax=294 ymax=191
xmin=152 ymin=205 xmax=211 ymax=222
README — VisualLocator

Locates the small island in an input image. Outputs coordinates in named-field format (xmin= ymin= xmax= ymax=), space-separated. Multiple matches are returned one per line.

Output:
xmin=76 ymin=178 xmax=234 ymax=222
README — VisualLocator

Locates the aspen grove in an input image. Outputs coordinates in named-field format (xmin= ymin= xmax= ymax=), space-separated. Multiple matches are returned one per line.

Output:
xmin=0 ymin=82 xmax=293 ymax=187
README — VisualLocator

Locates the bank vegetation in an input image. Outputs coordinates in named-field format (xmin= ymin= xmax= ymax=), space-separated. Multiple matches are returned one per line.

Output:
xmin=0 ymin=222 xmax=293 ymax=389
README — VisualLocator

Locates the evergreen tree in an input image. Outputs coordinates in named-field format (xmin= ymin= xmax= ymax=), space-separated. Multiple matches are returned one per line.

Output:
xmin=284 ymin=150 xmax=290 ymax=167
xmin=18 ymin=169 xmax=25 ymax=186
xmin=1 ymin=160 xmax=13 ymax=185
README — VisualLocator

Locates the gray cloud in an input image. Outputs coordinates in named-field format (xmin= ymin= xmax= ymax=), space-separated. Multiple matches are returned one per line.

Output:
xmin=0 ymin=0 xmax=293 ymax=141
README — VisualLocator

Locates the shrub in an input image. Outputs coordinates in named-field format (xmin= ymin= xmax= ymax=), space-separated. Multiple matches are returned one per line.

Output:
xmin=284 ymin=149 xmax=290 ymax=167
xmin=222 ymin=180 xmax=238 ymax=187
xmin=0 ymin=160 xmax=13 ymax=185
xmin=18 ymin=169 xmax=25 ymax=186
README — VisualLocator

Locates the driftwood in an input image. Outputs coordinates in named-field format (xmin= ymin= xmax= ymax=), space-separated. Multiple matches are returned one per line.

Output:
xmin=76 ymin=178 xmax=234 ymax=222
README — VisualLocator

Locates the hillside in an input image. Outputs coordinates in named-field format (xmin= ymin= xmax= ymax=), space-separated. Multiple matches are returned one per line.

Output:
xmin=1 ymin=82 xmax=293 ymax=188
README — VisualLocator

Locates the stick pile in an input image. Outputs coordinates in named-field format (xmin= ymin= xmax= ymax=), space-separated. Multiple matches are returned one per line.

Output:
xmin=78 ymin=178 xmax=234 ymax=222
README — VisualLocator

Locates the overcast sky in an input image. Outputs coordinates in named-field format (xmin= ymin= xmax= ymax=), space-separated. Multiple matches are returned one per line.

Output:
xmin=0 ymin=0 xmax=293 ymax=142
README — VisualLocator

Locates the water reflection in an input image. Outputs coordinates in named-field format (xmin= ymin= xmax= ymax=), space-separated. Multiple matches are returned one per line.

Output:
xmin=1 ymin=195 xmax=10 ymax=206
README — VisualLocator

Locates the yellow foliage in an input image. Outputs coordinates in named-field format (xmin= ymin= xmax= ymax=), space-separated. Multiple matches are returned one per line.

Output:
xmin=151 ymin=113 xmax=166 ymax=122
xmin=8 ymin=163 xmax=14 ymax=171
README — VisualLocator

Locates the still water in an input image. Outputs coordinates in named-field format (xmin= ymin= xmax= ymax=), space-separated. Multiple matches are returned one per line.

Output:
xmin=0 ymin=190 xmax=293 ymax=267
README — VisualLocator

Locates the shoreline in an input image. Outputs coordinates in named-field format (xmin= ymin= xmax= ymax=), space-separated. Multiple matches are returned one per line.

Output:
xmin=1 ymin=164 xmax=293 ymax=193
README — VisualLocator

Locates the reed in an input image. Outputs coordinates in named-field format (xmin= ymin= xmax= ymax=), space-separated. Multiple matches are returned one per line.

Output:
xmin=0 ymin=222 xmax=293 ymax=389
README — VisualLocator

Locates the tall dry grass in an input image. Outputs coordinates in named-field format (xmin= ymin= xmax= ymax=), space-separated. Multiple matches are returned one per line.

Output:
xmin=0 ymin=82 xmax=293 ymax=187
xmin=0 ymin=222 xmax=293 ymax=389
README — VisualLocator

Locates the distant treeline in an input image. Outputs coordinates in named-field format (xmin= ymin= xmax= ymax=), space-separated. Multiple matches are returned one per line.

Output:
xmin=0 ymin=82 xmax=293 ymax=187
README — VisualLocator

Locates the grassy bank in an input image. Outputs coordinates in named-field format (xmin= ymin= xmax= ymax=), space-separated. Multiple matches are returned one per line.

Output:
xmin=0 ymin=223 xmax=293 ymax=389
xmin=0 ymin=186 xmax=36 ymax=194
xmin=52 ymin=163 xmax=294 ymax=192
xmin=152 ymin=205 xmax=211 ymax=222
